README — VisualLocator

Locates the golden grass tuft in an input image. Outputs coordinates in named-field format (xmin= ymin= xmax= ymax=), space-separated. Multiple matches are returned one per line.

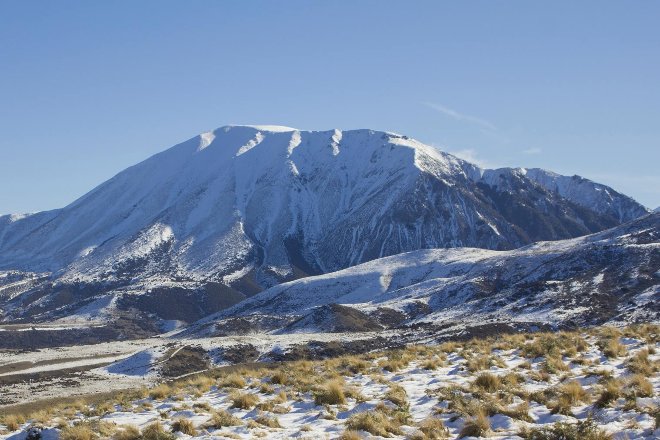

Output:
xmin=458 ymin=409 xmax=490 ymax=438
xmin=626 ymin=349 xmax=656 ymax=376
xmin=385 ymin=383 xmax=408 ymax=408
xmin=230 ymin=391 xmax=260 ymax=409
xmin=339 ymin=430 xmax=363 ymax=440
xmin=171 ymin=418 xmax=197 ymax=435
xmin=2 ymin=414 xmax=23 ymax=431
xmin=600 ymin=338 xmax=626 ymax=358
xmin=204 ymin=409 xmax=243 ymax=428
xmin=595 ymin=379 xmax=621 ymax=408
xmin=60 ymin=424 xmax=98 ymax=440
xmin=417 ymin=416 xmax=450 ymax=439
xmin=314 ymin=380 xmax=347 ymax=406
xmin=112 ymin=425 xmax=141 ymax=440
xmin=219 ymin=373 xmax=247 ymax=388
xmin=141 ymin=421 xmax=176 ymax=440
xmin=346 ymin=410 xmax=402 ymax=437
xmin=149 ymin=383 xmax=172 ymax=400
xmin=626 ymin=374 xmax=653 ymax=398
xmin=473 ymin=372 xmax=502 ymax=392
xmin=254 ymin=414 xmax=282 ymax=428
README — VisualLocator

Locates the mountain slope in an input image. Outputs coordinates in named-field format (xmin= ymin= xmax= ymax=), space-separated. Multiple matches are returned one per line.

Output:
xmin=0 ymin=125 xmax=650 ymax=326
xmin=186 ymin=213 xmax=659 ymax=336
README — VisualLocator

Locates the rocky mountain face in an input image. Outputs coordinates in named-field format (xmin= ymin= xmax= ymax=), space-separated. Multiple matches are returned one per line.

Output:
xmin=0 ymin=125 xmax=650 ymax=327
xmin=186 ymin=213 xmax=659 ymax=337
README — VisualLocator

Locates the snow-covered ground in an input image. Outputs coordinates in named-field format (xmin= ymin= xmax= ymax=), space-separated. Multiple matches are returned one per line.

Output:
xmin=1 ymin=326 xmax=657 ymax=439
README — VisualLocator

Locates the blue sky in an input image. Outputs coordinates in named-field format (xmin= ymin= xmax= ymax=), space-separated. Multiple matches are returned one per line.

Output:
xmin=1 ymin=1 xmax=659 ymax=213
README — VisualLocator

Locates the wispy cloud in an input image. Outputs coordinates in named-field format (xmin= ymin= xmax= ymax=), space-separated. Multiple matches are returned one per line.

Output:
xmin=424 ymin=102 xmax=497 ymax=131
xmin=449 ymin=148 xmax=497 ymax=169
xmin=522 ymin=147 xmax=542 ymax=155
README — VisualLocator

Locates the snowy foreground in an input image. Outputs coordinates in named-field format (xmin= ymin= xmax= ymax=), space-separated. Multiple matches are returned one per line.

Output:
xmin=0 ymin=325 xmax=658 ymax=439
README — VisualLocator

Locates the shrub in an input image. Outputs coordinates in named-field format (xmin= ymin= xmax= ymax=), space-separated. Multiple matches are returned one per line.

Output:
xmin=230 ymin=391 xmax=260 ymax=409
xmin=204 ymin=409 xmax=243 ymax=428
xmin=314 ymin=380 xmax=347 ymax=406
xmin=473 ymin=373 xmax=501 ymax=392
xmin=171 ymin=418 xmax=196 ymax=435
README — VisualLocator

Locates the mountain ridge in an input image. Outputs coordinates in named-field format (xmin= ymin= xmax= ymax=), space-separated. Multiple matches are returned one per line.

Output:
xmin=0 ymin=125 xmax=651 ymax=328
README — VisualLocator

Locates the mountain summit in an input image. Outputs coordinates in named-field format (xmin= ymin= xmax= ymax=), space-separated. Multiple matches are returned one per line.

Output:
xmin=0 ymin=125 xmax=649 ymax=326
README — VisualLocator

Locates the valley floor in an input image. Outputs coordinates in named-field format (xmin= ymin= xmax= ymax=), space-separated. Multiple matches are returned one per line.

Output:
xmin=0 ymin=325 xmax=658 ymax=439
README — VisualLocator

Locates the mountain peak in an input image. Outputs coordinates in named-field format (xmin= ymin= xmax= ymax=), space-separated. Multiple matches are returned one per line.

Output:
xmin=0 ymin=126 xmax=650 ymax=326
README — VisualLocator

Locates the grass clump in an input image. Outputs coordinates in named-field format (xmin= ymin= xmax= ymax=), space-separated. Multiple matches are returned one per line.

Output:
xmin=458 ymin=409 xmax=490 ymax=438
xmin=599 ymin=338 xmax=626 ymax=358
xmin=473 ymin=372 xmax=502 ymax=392
xmin=385 ymin=383 xmax=408 ymax=408
xmin=339 ymin=430 xmax=363 ymax=440
xmin=417 ymin=416 xmax=449 ymax=439
xmin=269 ymin=370 xmax=288 ymax=385
xmin=204 ymin=409 xmax=243 ymax=428
xmin=558 ymin=381 xmax=587 ymax=405
xmin=141 ymin=421 xmax=176 ymax=440
xmin=346 ymin=410 xmax=402 ymax=437
xmin=60 ymin=424 xmax=98 ymax=440
xmin=626 ymin=374 xmax=653 ymax=398
xmin=112 ymin=425 xmax=141 ymax=440
xmin=171 ymin=418 xmax=197 ymax=435
xmin=148 ymin=384 xmax=172 ymax=400
xmin=595 ymin=379 xmax=621 ymax=408
xmin=314 ymin=380 xmax=347 ymax=405
xmin=520 ymin=418 xmax=612 ymax=440
xmin=254 ymin=414 xmax=282 ymax=428
xmin=230 ymin=391 xmax=260 ymax=409
xmin=219 ymin=373 xmax=247 ymax=388
xmin=2 ymin=414 xmax=24 ymax=431
xmin=626 ymin=349 xmax=656 ymax=376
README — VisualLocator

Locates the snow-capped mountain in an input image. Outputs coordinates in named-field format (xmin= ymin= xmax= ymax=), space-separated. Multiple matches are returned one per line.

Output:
xmin=0 ymin=125 xmax=650 ymax=326
xmin=186 ymin=213 xmax=659 ymax=336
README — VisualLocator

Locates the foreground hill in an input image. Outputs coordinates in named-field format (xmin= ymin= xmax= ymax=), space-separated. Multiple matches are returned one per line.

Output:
xmin=1 ymin=325 xmax=658 ymax=439
xmin=0 ymin=125 xmax=650 ymax=327
xmin=187 ymin=213 xmax=659 ymax=336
